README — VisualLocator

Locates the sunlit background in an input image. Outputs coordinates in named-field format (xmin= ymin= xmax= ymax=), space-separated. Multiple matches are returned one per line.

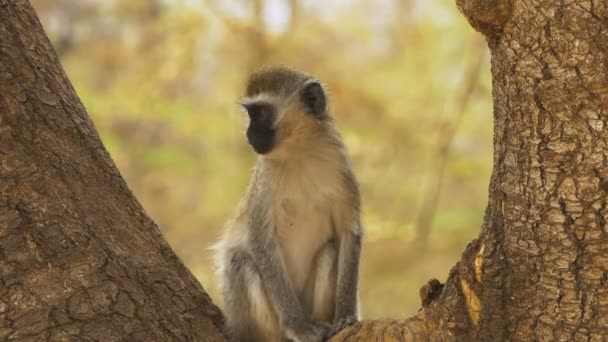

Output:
xmin=32 ymin=0 xmax=493 ymax=319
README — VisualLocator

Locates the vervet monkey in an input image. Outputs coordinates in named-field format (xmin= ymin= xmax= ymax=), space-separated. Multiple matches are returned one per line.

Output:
xmin=215 ymin=66 xmax=362 ymax=342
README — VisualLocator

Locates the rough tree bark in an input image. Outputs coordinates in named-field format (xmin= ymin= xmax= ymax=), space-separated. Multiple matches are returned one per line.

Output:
xmin=0 ymin=1 xmax=224 ymax=341
xmin=2 ymin=0 xmax=608 ymax=341
xmin=332 ymin=0 xmax=608 ymax=340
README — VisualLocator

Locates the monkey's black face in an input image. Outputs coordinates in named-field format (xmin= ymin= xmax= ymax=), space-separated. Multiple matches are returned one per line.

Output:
xmin=245 ymin=103 xmax=276 ymax=154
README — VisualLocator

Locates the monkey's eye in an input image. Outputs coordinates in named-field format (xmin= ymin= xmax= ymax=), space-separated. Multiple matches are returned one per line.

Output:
xmin=244 ymin=103 xmax=274 ymax=123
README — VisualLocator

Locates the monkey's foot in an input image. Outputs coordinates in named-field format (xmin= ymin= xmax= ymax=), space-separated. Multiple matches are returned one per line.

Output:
xmin=286 ymin=321 xmax=332 ymax=342
xmin=331 ymin=316 xmax=358 ymax=336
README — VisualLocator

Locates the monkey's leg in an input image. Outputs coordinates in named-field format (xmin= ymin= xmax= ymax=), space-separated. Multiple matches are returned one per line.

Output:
xmin=223 ymin=249 xmax=281 ymax=342
xmin=310 ymin=241 xmax=338 ymax=323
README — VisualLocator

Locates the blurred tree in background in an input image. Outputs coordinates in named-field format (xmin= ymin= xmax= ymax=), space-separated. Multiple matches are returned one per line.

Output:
xmin=31 ymin=0 xmax=493 ymax=319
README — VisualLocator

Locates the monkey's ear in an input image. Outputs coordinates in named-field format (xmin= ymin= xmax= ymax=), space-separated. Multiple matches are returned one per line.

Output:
xmin=301 ymin=81 xmax=326 ymax=117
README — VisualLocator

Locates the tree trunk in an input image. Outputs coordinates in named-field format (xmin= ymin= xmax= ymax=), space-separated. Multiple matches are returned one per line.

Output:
xmin=0 ymin=1 xmax=224 ymax=341
xmin=333 ymin=0 xmax=608 ymax=341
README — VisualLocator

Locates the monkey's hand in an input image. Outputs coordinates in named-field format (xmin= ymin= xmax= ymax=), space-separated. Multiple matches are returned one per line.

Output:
xmin=286 ymin=321 xmax=331 ymax=342
xmin=330 ymin=315 xmax=358 ymax=336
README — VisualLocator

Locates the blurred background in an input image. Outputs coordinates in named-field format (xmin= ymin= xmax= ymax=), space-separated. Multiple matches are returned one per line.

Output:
xmin=31 ymin=0 xmax=493 ymax=319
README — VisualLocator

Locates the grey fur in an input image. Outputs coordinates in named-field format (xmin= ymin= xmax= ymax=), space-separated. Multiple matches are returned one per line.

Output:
xmin=215 ymin=67 xmax=362 ymax=342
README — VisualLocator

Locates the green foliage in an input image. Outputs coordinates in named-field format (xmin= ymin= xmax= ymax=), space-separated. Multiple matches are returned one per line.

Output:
xmin=33 ymin=0 xmax=493 ymax=318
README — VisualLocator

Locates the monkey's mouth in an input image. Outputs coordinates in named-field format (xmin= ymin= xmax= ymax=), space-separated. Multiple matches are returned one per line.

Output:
xmin=246 ymin=126 xmax=275 ymax=154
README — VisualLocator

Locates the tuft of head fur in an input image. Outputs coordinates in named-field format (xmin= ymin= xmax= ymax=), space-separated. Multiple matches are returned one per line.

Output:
xmin=246 ymin=66 xmax=314 ymax=98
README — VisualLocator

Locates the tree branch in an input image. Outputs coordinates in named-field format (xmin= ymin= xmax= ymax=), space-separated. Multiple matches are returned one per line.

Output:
xmin=0 ymin=1 xmax=225 ymax=340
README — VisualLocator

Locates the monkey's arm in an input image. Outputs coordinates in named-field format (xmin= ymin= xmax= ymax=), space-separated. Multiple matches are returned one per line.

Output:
xmin=332 ymin=167 xmax=363 ymax=333
xmin=245 ymin=183 xmax=325 ymax=338
xmin=333 ymin=227 xmax=362 ymax=328
xmin=251 ymin=237 xmax=304 ymax=321
xmin=250 ymin=234 xmax=330 ymax=340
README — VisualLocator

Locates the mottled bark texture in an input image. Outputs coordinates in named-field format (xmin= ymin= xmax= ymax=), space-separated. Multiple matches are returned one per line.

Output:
xmin=332 ymin=0 xmax=608 ymax=341
xmin=0 ymin=1 xmax=224 ymax=341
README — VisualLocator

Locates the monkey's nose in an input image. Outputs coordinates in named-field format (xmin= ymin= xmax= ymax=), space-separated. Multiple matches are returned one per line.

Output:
xmin=247 ymin=126 xmax=275 ymax=154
